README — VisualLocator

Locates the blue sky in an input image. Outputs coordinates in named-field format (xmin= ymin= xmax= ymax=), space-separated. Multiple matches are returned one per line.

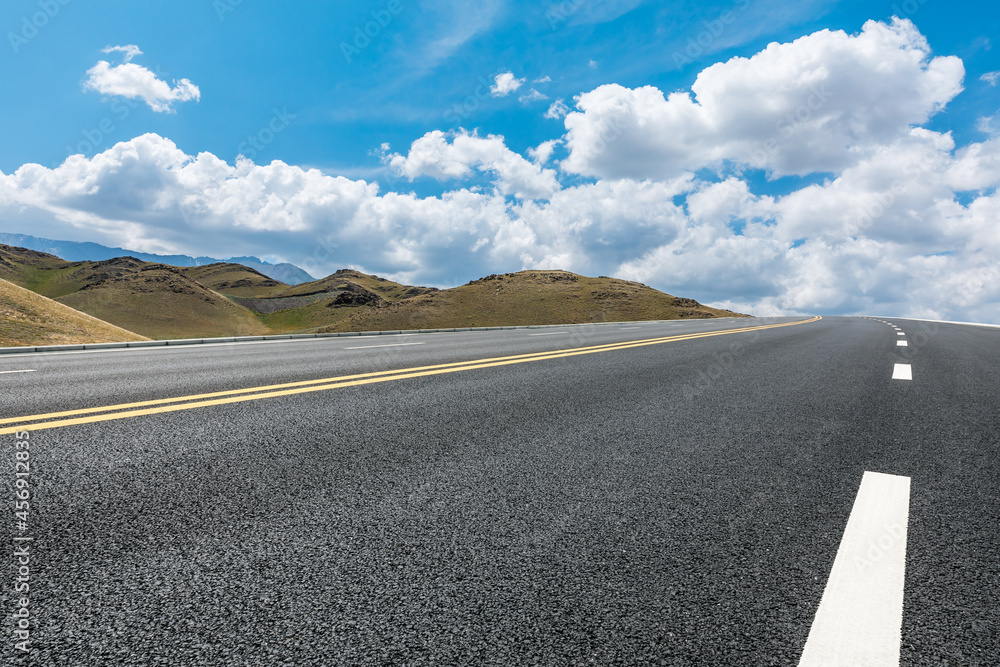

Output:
xmin=1 ymin=0 xmax=998 ymax=320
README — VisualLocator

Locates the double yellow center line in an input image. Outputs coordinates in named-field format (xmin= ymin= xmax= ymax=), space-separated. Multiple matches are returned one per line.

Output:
xmin=1 ymin=317 xmax=820 ymax=435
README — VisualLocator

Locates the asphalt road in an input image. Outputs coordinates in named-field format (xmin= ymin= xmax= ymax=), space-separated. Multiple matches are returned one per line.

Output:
xmin=1 ymin=315 xmax=997 ymax=665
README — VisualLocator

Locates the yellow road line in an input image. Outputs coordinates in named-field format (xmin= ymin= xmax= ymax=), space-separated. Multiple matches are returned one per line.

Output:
xmin=0 ymin=318 xmax=812 ymax=426
xmin=0 ymin=316 xmax=820 ymax=435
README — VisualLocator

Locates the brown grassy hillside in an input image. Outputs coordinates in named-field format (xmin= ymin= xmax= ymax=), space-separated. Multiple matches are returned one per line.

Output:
xmin=55 ymin=261 xmax=271 ymax=340
xmin=322 ymin=270 xmax=747 ymax=332
xmin=1 ymin=245 xmax=748 ymax=339
xmin=0 ymin=277 xmax=148 ymax=347
xmin=232 ymin=269 xmax=439 ymax=333
xmin=0 ymin=247 xmax=271 ymax=339
xmin=178 ymin=263 xmax=286 ymax=298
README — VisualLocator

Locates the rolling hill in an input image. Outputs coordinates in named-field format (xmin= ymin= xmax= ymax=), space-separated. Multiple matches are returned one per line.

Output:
xmin=178 ymin=263 xmax=286 ymax=298
xmin=218 ymin=269 xmax=439 ymax=333
xmin=0 ymin=247 xmax=270 ymax=339
xmin=0 ymin=244 xmax=748 ymax=344
xmin=0 ymin=277 xmax=148 ymax=347
xmin=55 ymin=261 xmax=271 ymax=340
xmin=323 ymin=270 xmax=746 ymax=332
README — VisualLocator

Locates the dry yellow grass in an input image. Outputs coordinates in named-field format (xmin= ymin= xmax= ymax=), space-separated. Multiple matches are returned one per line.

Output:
xmin=0 ymin=277 xmax=148 ymax=347
xmin=322 ymin=270 xmax=748 ymax=332
xmin=1 ymin=244 xmax=748 ymax=340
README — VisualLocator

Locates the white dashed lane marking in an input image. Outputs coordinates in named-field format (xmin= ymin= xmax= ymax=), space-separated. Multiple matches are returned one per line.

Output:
xmin=892 ymin=364 xmax=912 ymax=380
xmin=897 ymin=341 xmax=908 ymax=347
xmin=527 ymin=332 xmax=568 ymax=336
xmin=799 ymin=471 xmax=911 ymax=667
xmin=0 ymin=370 xmax=36 ymax=374
xmin=343 ymin=342 xmax=426 ymax=350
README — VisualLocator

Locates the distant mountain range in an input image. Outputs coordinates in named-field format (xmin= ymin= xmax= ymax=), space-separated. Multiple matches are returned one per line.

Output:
xmin=0 ymin=233 xmax=315 ymax=285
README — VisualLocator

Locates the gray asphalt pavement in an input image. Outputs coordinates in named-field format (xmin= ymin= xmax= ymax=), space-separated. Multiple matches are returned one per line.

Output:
xmin=1 ymin=316 xmax=997 ymax=665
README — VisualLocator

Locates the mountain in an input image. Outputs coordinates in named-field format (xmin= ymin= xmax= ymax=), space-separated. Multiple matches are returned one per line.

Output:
xmin=322 ymin=270 xmax=747 ymax=332
xmin=225 ymin=256 xmax=314 ymax=286
xmin=0 ymin=233 xmax=315 ymax=285
xmin=223 ymin=269 xmax=440 ymax=333
xmin=0 ymin=245 xmax=438 ymax=340
xmin=0 ymin=247 xmax=270 ymax=340
xmin=0 ymin=276 xmax=148 ymax=347
xmin=178 ymin=263 xmax=287 ymax=298
xmin=0 ymin=244 xmax=748 ymax=344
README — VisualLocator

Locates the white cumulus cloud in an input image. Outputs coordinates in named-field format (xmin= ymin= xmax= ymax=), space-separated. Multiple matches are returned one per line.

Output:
xmin=561 ymin=18 xmax=964 ymax=179
xmin=544 ymin=98 xmax=570 ymax=120
xmin=1 ymin=20 xmax=998 ymax=323
xmin=386 ymin=130 xmax=561 ymax=200
xmin=527 ymin=140 xmax=560 ymax=165
xmin=83 ymin=45 xmax=201 ymax=113
xmin=490 ymin=71 xmax=525 ymax=97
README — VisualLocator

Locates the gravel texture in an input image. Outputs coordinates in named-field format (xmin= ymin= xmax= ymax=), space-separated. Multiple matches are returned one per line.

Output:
xmin=1 ymin=316 xmax=997 ymax=665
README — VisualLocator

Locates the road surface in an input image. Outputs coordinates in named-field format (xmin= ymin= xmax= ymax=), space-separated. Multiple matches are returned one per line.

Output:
xmin=1 ymin=316 xmax=997 ymax=665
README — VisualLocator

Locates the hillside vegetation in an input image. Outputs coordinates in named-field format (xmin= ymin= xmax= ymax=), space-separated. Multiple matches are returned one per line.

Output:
xmin=238 ymin=269 xmax=440 ymax=332
xmin=0 ymin=277 xmax=148 ymax=347
xmin=0 ymin=247 xmax=270 ymax=339
xmin=324 ymin=270 xmax=745 ymax=332
xmin=0 ymin=244 xmax=747 ymax=343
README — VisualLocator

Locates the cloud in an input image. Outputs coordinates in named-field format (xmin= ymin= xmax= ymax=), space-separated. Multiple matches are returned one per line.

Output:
xmin=2 ymin=20 xmax=998 ymax=322
xmin=0 ymin=134 xmax=499 ymax=284
xmin=4 ymin=120 xmax=998 ymax=321
xmin=544 ymin=99 xmax=570 ymax=119
xmin=981 ymin=71 xmax=999 ymax=86
xmin=386 ymin=130 xmax=560 ymax=200
xmin=518 ymin=88 xmax=549 ymax=104
xmin=490 ymin=71 xmax=525 ymax=97
xmin=977 ymin=114 xmax=999 ymax=138
xmin=83 ymin=45 xmax=201 ymax=113
xmin=102 ymin=44 xmax=142 ymax=62
xmin=545 ymin=0 xmax=642 ymax=28
xmin=614 ymin=125 xmax=1000 ymax=319
xmin=527 ymin=140 xmax=560 ymax=165
xmin=406 ymin=1 xmax=503 ymax=74
xmin=512 ymin=176 xmax=696 ymax=273
xmin=561 ymin=18 xmax=964 ymax=179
